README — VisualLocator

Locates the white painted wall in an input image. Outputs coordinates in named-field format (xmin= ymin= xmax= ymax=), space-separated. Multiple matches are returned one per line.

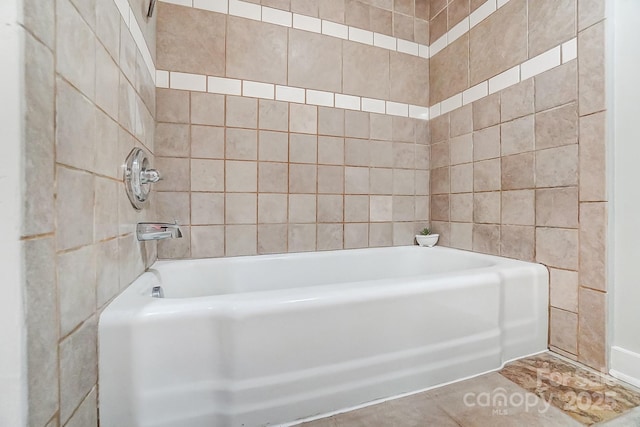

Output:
xmin=0 ymin=0 xmax=26 ymax=425
xmin=610 ymin=0 xmax=640 ymax=388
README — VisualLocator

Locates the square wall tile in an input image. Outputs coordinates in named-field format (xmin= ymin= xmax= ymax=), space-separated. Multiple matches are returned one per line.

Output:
xmin=500 ymin=79 xmax=534 ymax=122
xmin=258 ymin=224 xmax=288 ymax=254
xmin=290 ymin=103 xmax=318 ymax=134
xmin=317 ymin=224 xmax=344 ymax=251
xmin=259 ymin=131 xmax=289 ymax=162
xmin=226 ymin=161 xmax=258 ymax=192
xmin=500 ymin=225 xmax=534 ymax=262
xmin=226 ymin=193 xmax=257 ymax=224
xmin=259 ymin=162 xmax=289 ymax=193
xmin=536 ymin=187 xmax=579 ymax=228
xmin=191 ymin=92 xmax=224 ymax=126
xmin=191 ymin=226 xmax=225 ymax=258
xmin=501 ymin=153 xmax=534 ymax=190
xmin=289 ymin=194 xmax=316 ymax=223
xmin=259 ymin=100 xmax=289 ymax=132
xmin=501 ymin=115 xmax=534 ymax=156
xmin=225 ymin=225 xmax=257 ymax=256
xmin=191 ymin=125 xmax=225 ymax=159
xmin=578 ymin=287 xmax=607 ymax=368
xmin=226 ymin=96 xmax=258 ymax=129
xmin=501 ymin=190 xmax=535 ymax=226
xmin=288 ymin=223 xmax=317 ymax=252
xmin=536 ymin=145 xmax=579 ymax=188
xmin=59 ymin=317 xmax=97 ymax=423
xmin=191 ymin=193 xmax=224 ymax=225
xmin=550 ymin=308 xmax=578 ymax=355
xmin=472 ymin=224 xmax=500 ymax=255
xmin=56 ymin=166 xmax=94 ymax=251
xmin=550 ymin=268 xmax=579 ymax=312
xmin=290 ymin=133 xmax=318 ymax=164
xmin=535 ymin=103 xmax=578 ymax=150
xmin=536 ymin=227 xmax=579 ymax=270
xmin=580 ymin=202 xmax=607 ymax=291
xmin=192 ymin=159 xmax=224 ymax=192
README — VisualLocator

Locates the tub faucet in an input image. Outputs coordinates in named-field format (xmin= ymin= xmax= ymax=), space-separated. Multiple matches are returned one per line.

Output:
xmin=137 ymin=222 xmax=183 ymax=241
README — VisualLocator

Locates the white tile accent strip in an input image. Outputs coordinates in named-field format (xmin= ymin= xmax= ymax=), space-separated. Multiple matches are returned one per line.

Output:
xmin=170 ymin=72 xmax=207 ymax=91
xmin=322 ymin=20 xmax=348 ymax=40
xmin=193 ymin=0 xmax=227 ymax=13
xmin=157 ymin=0 xmax=522 ymax=62
xmin=161 ymin=0 xmax=192 ymax=6
xmin=441 ymin=93 xmax=463 ymax=114
xmin=276 ymin=85 xmax=305 ymax=103
xmin=362 ymin=98 xmax=386 ymax=114
xmin=562 ymin=38 xmax=578 ymax=63
xmin=208 ymin=76 xmax=241 ymax=95
xmin=521 ymin=46 xmax=561 ymax=80
xmin=112 ymin=0 xmax=156 ymax=82
xmin=156 ymin=70 xmax=169 ymax=88
xmin=430 ymin=35 xmax=447 ymax=56
xmin=470 ymin=0 xmax=496 ymax=28
xmin=154 ymin=39 xmax=577 ymax=124
xmin=409 ymin=105 xmax=429 ymax=120
xmin=435 ymin=39 xmax=573 ymax=113
xmin=397 ymin=39 xmax=419 ymax=56
xmin=157 ymin=0 xmax=429 ymax=60
xmin=430 ymin=103 xmax=441 ymax=119
xmin=463 ymin=81 xmax=488 ymax=105
xmin=374 ymin=33 xmax=396 ymax=51
xmin=262 ymin=6 xmax=291 ymax=27
xmin=488 ymin=65 xmax=520 ymax=94
xmin=160 ymin=71 xmax=428 ymax=119
xmin=243 ymin=81 xmax=274 ymax=99
xmin=335 ymin=94 xmax=360 ymax=110
xmin=156 ymin=36 xmax=576 ymax=123
xmin=229 ymin=0 xmax=261 ymax=20
xmin=306 ymin=89 xmax=334 ymax=107
xmin=448 ymin=18 xmax=469 ymax=44
xmin=293 ymin=14 xmax=321 ymax=33
xmin=386 ymin=101 xmax=409 ymax=117
xmin=349 ymin=27 xmax=374 ymax=45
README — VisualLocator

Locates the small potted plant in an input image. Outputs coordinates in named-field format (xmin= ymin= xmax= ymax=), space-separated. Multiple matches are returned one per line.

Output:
xmin=415 ymin=227 xmax=439 ymax=247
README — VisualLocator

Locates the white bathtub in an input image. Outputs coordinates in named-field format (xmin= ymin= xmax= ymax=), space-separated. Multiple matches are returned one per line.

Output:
xmin=99 ymin=246 xmax=548 ymax=427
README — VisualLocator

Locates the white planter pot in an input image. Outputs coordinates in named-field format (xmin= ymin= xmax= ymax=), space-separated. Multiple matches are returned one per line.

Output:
xmin=415 ymin=234 xmax=439 ymax=247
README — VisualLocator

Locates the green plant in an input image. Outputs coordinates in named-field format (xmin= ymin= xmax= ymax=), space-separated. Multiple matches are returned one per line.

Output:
xmin=419 ymin=227 xmax=432 ymax=236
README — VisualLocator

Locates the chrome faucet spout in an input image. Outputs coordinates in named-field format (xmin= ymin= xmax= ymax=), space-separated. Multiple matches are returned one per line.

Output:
xmin=137 ymin=222 xmax=183 ymax=241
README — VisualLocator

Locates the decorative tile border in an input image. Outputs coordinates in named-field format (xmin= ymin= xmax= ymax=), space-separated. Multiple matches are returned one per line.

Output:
xmin=156 ymin=69 xmax=431 ymax=120
xmin=430 ymin=38 xmax=577 ymax=118
xmin=156 ymin=36 xmax=577 ymax=122
xmin=113 ymin=0 xmax=156 ymax=82
xmin=429 ymin=0 xmax=516 ymax=57
xmin=159 ymin=0 xmax=432 ymax=58
xmin=158 ymin=0 xmax=521 ymax=60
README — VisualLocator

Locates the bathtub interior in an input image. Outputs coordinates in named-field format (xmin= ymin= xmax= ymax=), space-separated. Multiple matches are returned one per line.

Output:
xmin=148 ymin=246 xmax=496 ymax=298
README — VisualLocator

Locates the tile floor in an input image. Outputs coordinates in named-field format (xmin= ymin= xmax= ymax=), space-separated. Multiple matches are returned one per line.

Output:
xmin=296 ymin=353 xmax=640 ymax=427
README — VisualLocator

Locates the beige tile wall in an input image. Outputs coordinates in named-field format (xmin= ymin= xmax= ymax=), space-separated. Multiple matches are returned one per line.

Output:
xmin=157 ymin=2 xmax=430 ymax=107
xmin=20 ymin=0 xmax=157 ymax=425
xmin=239 ymin=0 xmax=430 ymax=43
xmin=428 ymin=0 xmax=608 ymax=369
xmin=156 ymin=1 xmax=431 ymax=257
xmin=155 ymin=90 xmax=430 ymax=257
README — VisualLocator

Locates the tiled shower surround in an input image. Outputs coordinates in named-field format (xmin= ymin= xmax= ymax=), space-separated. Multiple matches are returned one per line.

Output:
xmin=154 ymin=0 xmax=431 ymax=257
xmin=15 ymin=0 xmax=608 ymax=426
xmin=155 ymin=0 xmax=608 ymax=373
xmin=425 ymin=0 xmax=607 ymax=371
xmin=19 ymin=0 xmax=157 ymax=425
